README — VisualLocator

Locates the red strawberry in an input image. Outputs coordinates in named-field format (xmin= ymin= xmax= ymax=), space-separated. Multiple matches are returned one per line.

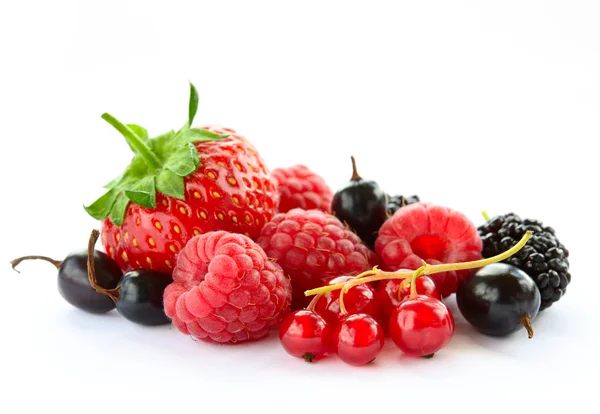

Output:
xmin=85 ymin=83 xmax=278 ymax=275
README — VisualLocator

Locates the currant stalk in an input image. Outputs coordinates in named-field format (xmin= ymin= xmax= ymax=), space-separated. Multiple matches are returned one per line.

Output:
xmin=305 ymin=231 xmax=533 ymax=297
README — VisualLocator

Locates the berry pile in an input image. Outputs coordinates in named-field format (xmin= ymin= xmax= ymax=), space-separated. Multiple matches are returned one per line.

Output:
xmin=10 ymin=82 xmax=573 ymax=368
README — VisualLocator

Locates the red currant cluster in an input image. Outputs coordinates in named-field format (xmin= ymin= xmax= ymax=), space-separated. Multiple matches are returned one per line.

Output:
xmin=279 ymin=230 xmax=533 ymax=366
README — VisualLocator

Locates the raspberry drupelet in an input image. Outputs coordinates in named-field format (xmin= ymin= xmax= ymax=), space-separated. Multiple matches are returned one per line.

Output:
xmin=163 ymin=231 xmax=292 ymax=344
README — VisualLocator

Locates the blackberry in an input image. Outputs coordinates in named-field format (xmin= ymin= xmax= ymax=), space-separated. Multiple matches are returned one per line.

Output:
xmin=386 ymin=194 xmax=420 ymax=216
xmin=478 ymin=213 xmax=570 ymax=311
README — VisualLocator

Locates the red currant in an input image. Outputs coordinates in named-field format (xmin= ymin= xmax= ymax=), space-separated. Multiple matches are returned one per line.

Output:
xmin=314 ymin=276 xmax=377 ymax=326
xmin=333 ymin=313 xmax=384 ymax=366
xmin=375 ymin=275 xmax=441 ymax=324
xmin=389 ymin=295 xmax=454 ymax=357
xmin=279 ymin=310 xmax=331 ymax=362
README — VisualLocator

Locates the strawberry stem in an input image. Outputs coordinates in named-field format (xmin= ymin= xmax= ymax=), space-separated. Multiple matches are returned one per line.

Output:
xmin=101 ymin=113 xmax=162 ymax=170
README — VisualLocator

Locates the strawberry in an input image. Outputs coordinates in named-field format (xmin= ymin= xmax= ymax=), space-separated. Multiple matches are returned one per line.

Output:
xmin=84 ymin=83 xmax=278 ymax=275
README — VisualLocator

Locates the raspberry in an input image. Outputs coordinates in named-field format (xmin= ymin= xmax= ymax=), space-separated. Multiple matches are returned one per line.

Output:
xmin=163 ymin=231 xmax=292 ymax=344
xmin=272 ymin=165 xmax=333 ymax=213
xmin=374 ymin=202 xmax=482 ymax=297
xmin=256 ymin=208 xmax=378 ymax=308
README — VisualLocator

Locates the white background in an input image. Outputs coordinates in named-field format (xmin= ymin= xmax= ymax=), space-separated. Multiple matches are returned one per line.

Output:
xmin=1 ymin=0 xmax=599 ymax=412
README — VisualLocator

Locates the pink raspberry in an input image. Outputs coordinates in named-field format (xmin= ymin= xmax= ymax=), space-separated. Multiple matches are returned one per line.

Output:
xmin=272 ymin=165 xmax=333 ymax=213
xmin=163 ymin=231 xmax=292 ymax=344
xmin=375 ymin=202 xmax=483 ymax=298
xmin=256 ymin=208 xmax=378 ymax=308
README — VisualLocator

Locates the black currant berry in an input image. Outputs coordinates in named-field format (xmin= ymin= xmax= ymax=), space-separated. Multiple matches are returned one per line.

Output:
xmin=115 ymin=270 xmax=173 ymax=326
xmin=86 ymin=229 xmax=173 ymax=326
xmin=456 ymin=263 xmax=541 ymax=338
xmin=10 ymin=248 xmax=123 ymax=314
xmin=331 ymin=156 xmax=388 ymax=250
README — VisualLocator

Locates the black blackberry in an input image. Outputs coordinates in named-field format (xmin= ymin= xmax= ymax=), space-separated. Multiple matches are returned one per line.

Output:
xmin=386 ymin=194 xmax=420 ymax=216
xmin=478 ymin=213 xmax=571 ymax=311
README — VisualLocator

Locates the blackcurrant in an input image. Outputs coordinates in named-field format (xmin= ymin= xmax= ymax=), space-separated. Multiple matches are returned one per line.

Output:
xmin=10 ymin=249 xmax=123 ymax=314
xmin=85 ymin=230 xmax=173 ymax=326
xmin=456 ymin=263 xmax=541 ymax=338
xmin=331 ymin=156 xmax=388 ymax=250
xmin=115 ymin=270 xmax=173 ymax=326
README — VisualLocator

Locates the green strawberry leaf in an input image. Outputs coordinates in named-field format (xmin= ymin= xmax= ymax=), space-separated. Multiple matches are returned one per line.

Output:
xmin=156 ymin=169 xmax=185 ymax=199
xmin=103 ymin=172 xmax=125 ymax=189
xmin=84 ymin=188 xmax=118 ymax=220
xmin=109 ymin=193 xmax=131 ymax=226
xmin=177 ymin=127 xmax=229 ymax=144
xmin=124 ymin=176 xmax=156 ymax=208
xmin=165 ymin=143 xmax=200 ymax=176
xmin=188 ymin=82 xmax=199 ymax=126
xmin=149 ymin=130 xmax=177 ymax=163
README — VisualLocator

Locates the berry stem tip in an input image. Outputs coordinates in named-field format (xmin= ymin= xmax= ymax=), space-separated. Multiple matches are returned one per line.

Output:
xmin=520 ymin=315 xmax=534 ymax=339
xmin=9 ymin=255 xmax=63 ymax=272
xmin=350 ymin=156 xmax=361 ymax=180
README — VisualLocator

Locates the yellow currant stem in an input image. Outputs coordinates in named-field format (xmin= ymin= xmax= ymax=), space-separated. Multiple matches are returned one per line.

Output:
xmin=304 ymin=269 xmax=415 ymax=297
xmin=482 ymin=210 xmax=491 ymax=221
xmin=307 ymin=293 xmax=323 ymax=312
xmin=397 ymin=279 xmax=409 ymax=300
xmin=410 ymin=266 xmax=426 ymax=298
xmin=307 ymin=269 xmax=380 ymax=296
xmin=339 ymin=285 xmax=348 ymax=315
xmin=304 ymin=231 xmax=533 ymax=297
xmin=422 ymin=231 xmax=533 ymax=276
xmin=338 ymin=266 xmax=382 ymax=315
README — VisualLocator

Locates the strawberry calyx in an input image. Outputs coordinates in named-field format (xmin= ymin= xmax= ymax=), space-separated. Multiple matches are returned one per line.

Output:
xmin=84 ymin=82 xmax=229 ymax=226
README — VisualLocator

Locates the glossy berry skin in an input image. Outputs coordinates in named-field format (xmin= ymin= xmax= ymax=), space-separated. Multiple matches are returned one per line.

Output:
xmin=375 ymin=275 xmax=441 ymax=325
xmin=389 ymin=295 xmax=455 ymax=357
xmin=101 ymin=125 xmax=278 ymax=276
xmin=116 ymin=270 xmax=173 ymax=326
xmin=314 ymin=276 xmax=378 ymax=327
xmin=331 ymin=157 xmax=388 ymax=251
xmin=375 ymin=202 xmax=482 ymax=297
xmin=58 ymin=249 xmax=123 ymax=314
xmin=272 ymin=165 xmax=333 ymax=213
xmin=279 ymin=310 xmax=331 ymax=362
xmin=333 ymin=313 xmax=385 ymax=366
xmin=164 ymin=231 xmax=292 ymax=344
xmin=257 ymin=208 xmax=377 ymax=308
xmin=456 ymin=263 xmax=541 ymax=337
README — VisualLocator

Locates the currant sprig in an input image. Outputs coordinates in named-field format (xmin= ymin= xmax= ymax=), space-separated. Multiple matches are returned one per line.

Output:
xmin=304 ymin=230 xmax=534 ymax=311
